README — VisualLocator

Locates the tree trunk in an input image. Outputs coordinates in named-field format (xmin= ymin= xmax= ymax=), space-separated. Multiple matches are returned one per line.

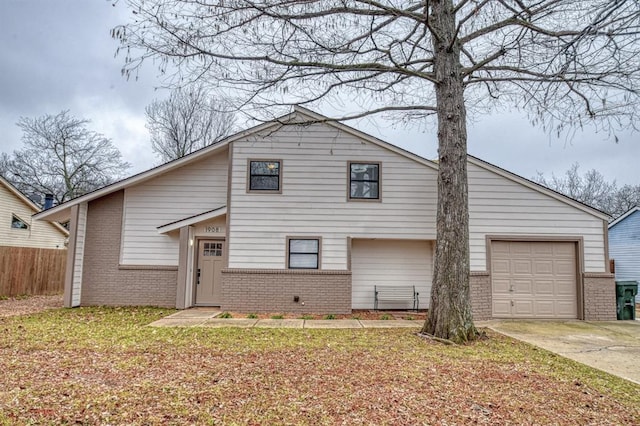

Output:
xmin=421 ymin=0 xmax=477 ymax=343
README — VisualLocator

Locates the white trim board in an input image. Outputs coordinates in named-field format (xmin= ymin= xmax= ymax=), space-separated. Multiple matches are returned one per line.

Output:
xmin=157 ymin=206 xmax=227 ymax=234
xmin=608 ymin=206 xmax=640 ymax=229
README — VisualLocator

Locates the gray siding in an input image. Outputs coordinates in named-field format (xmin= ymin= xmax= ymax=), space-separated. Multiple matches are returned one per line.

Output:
xmin=609 ymin=209 xmax=640 ymax=301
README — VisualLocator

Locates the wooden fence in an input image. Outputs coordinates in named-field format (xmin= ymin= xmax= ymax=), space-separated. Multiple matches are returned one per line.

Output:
xmin=0 ymin=246 xmax=67 ymax=297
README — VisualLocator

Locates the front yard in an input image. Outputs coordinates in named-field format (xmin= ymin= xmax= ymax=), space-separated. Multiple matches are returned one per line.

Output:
xmin=1 ymin=307 xmax=639 ymax=425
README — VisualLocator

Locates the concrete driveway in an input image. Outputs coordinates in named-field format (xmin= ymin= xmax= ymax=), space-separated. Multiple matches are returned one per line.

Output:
xmin=481 ymin=320 xmax=640 ymax=385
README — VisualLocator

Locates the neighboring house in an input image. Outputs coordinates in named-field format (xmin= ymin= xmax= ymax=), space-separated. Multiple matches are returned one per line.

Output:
xmin=34 ymin=107 xmax=615 ymax=320
xmin=608 ymin=206 xmax=640 ymax=302
xmin=0 ymin=176 xmax=68 ymax=249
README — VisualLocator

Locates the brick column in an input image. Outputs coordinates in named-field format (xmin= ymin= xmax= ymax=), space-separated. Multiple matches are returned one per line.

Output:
xmin=583 ymin=273 xmax=616 ymax=321
xmin=470 ymin=272 xmax=492 ymax=320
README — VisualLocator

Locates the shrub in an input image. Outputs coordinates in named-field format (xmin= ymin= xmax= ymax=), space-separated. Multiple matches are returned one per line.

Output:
xmin=323 ymin=314 xmax=336 ymax=320
xmin=218 ymin=312 xmax=233 ymax=318
xmin=270 ymin=314 xmax=284 ymax=319
xmin=246 ymin=313 xmax=258 ymax=319
xmin=380 ymin=314 xmax=392 ymax=320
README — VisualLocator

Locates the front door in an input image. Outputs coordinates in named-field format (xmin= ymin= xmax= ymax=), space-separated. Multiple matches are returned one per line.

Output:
xmin=195 ymin=240 xmax=224 ymax=305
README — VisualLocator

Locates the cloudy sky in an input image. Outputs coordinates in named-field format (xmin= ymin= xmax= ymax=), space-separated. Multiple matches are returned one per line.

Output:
xmin=1 ymin=0 xmax=638 ymax=185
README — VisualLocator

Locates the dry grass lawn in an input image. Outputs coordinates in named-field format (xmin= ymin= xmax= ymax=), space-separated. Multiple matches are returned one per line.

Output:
xmin=1 ymin=307 xmax=639 ymax=425
xmin=0 ymin=294 xmax=62 ymax=318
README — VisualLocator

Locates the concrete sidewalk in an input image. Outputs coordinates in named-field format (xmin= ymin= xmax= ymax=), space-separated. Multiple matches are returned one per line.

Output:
xmin=481 ymin=320 xmax=640 ymax=385
xmin=149 ymin=308 xmax=422 ymax=329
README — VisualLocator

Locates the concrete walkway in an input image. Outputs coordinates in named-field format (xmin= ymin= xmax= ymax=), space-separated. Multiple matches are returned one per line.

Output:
xmin=481 ymin=320 xmax=640 ymax=385
xmin=149 ymin=308 xmax=422 ymax=329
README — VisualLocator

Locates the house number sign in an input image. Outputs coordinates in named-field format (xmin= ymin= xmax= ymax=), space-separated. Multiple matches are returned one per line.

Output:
xmin=205 ymin=226 xmax=222 ymax=233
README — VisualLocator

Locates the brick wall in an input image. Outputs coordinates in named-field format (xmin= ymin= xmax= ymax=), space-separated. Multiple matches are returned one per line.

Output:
xmin=470 ymin=272 xmax=491 ymax=321
xmin=583 ymin=272 xmax=616 ymax=321
xmin=221 ymin=269 xmax=352 ymax=313
xmin=81 ymin=190 xmax=178 ymax=307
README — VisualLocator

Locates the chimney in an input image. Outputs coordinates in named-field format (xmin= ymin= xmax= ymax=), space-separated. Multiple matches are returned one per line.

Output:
xmin=44 ymin=194 xmax=54 ymax=210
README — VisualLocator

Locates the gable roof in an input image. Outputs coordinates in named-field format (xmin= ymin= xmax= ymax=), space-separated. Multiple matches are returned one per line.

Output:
xmin=293 ymin=106 xmax=439 ymax=170
xmin=608 ymin=206 xmax=640 ymax=229
xmin=0 ymin=176 xmax=69 ymax=236
xmin=34 ymin=106 xmax=607 ymax=223
xmin=34 ymin=106 xmax=437 ymax=222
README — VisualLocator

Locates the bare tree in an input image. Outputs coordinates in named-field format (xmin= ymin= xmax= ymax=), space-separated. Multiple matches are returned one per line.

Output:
xmin=534 ymin=163 xmax=617 ymax=213
xmin=535 ymin=163 xmax=640 ymax=218
xmin=2 ymin=111 xmax=130 ymax=205
xmin=0 ymin=153 xmax=10 ymax=178
xmin=113 ymin=1 xmax=640 ymax=342
xmin=146 ymin=85 xmax=236 ymax=162
xmin=611 ymin=184 xmax=640 ymax=218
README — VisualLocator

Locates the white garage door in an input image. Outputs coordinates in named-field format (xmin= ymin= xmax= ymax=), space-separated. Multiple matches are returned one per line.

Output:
xmin=351 ymin=239 xmax=432 ymax=310
xmin=492 ymin=241 xmax=578 ymax=319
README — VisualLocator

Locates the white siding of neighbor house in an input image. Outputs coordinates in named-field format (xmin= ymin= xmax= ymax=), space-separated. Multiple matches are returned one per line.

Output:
xmin=72 ymin=203 xmax=87 ymax=307
xmin=120 ymin=150 xmax=228 ymax=266
xmin=227 ymin=123 xmax=438 ymax=269
xmin=468 ymin=162 xmax=606 ymax=273
xmin=351 ymin=239 xmax=433 ymax=309
xmin=0 ymin=182 xmax=67 ymax=249
xmin=609 ymin=210 xmax=640 ymax=300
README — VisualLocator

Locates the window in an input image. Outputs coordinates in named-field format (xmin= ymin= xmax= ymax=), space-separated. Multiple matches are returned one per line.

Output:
xmin=287 ymin=238 xmax=320 ymax=269
xmin=349 ymin=162 xmax=380 ymax=200
xmin=11 ymin=214 xmax=28 ymax=230
xmin=203 ymin=242 xmax=223 ymax=257
xmin=248 ymin=160 xmax=281 ymax=192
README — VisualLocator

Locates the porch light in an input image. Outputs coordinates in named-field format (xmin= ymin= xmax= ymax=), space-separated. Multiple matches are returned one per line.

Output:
xmin=267 ymin=162 xmax=276 ymax=170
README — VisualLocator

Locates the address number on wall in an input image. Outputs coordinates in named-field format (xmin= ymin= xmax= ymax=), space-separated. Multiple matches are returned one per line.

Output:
xmin=205 ymin=226 xmax=222 ymax=233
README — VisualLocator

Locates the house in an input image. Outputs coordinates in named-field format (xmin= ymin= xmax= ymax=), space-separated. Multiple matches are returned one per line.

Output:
xmin=608 ymin=206 xmax=640 ymax=302
xmin=0 ymin=176 xmax=68 ymax=297
xmin=34 ymin=107 xmax=616 ymax=320
xmin=0 ymin=175 xmax=68 ymax=249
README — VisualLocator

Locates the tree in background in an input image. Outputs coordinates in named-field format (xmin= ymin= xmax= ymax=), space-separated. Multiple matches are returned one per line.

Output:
xmin=535 ymin=163 xmax=640 ymax=218
xmin=146 ymin=85 xmax=236 ymax=163
xmin=0 ymin=153 xmax=11 ymax=178
xmin=611 ymin=185 xmax=640 ymax=218
xmin=2 ymin=111 xmax=130 ymax=205
xmin=114 ymin=1 xmax=640 ymax=342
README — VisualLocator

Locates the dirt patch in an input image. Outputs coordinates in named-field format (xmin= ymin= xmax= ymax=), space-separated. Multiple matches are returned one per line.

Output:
xmin=0 ymin=294 xmax=63 ymax=318
xmin=222 ymin=309 xmax=427 ymax=320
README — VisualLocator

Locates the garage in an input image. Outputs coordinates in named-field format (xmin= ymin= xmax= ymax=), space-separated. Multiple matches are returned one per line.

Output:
xmin=351 ymin=239 xmax=432 ymax=310
xmin=491 ymin=240 xmax=579 ymax=319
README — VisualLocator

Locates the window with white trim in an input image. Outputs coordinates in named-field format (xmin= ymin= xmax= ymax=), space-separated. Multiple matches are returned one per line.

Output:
xmin=288 ymin=238 xmax=320 ymax=269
